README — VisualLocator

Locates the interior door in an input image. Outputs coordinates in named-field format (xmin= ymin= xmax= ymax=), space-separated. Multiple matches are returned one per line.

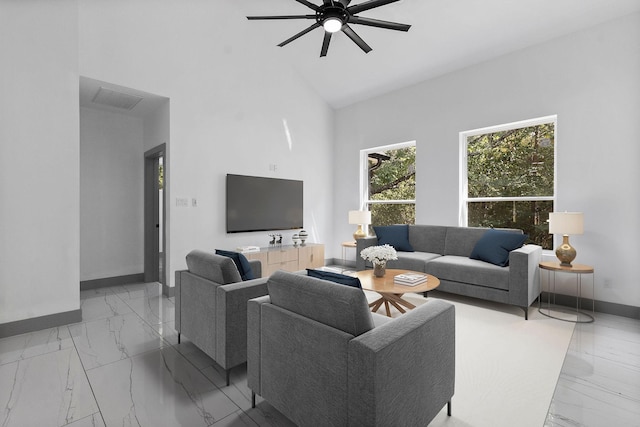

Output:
xmin=144 ymin=144 xmax=166 ymax=284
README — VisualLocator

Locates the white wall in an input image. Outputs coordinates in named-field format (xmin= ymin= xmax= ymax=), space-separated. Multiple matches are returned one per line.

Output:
xmin=78 ymin=0 xmax=335 ymax=287
xmin=0 ymin=0 xmax=80 ymax=323
xmin=143 ymin=101 xmax=170 ymax=154
xmin=143 ymin=100 xmax=170 ymax=275
xmin=80 ymin=107 xmax=145 ymax=281
xmin=334 ymin=13 xmax=640 ymax=308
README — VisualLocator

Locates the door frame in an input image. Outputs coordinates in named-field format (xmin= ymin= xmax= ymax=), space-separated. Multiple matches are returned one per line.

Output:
xmin=144 ymin=143 xmax=166 ymax=288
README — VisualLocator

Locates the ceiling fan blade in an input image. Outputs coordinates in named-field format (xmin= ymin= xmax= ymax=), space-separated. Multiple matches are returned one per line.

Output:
xmin=247 ymin=15 xmax=315 ymax=20
xmin=348 ymin=16 xmax=410 ymax=31
xmin=294 ymin=0 xmax=321 ymax=11
xmin=320 ymin=32 xmax=332 ymax=57
xmin=342 ymin=24 xmax=372 ymax=53
xmin=348 ymin=0 xmax=400 ymax=15
xmin=278 ymin=22 xmax=322 ymax=47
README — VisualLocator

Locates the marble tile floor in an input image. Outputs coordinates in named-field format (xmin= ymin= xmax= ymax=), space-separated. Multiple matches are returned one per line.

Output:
xmin=1 ymin=281 xmax=638 ymax=426
xmin=0 ymin=282 xmax=294 ymax=427
xmin=545 ymin=312 xmax=640 ymax=426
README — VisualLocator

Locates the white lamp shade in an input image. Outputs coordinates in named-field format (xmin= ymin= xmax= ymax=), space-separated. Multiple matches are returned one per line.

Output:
xmin=348 ymin=210 xmax=371 ymax=225
xmin=549 ymin=212 xmax=584 ymax=235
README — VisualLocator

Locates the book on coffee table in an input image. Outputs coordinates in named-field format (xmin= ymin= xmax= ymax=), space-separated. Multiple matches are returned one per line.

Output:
xmin=394 ymin=273 xmax=428 ymax=286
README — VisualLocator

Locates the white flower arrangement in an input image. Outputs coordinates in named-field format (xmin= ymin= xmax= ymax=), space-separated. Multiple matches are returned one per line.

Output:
xmin=360 ymin=244 xmax=398 ymax=264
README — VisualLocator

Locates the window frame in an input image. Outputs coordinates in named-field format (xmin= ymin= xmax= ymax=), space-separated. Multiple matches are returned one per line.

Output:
xmin=360 ymin=140 xmax=416 ymax=215
xmin=459 ymin=116 xmax=557 ymax=233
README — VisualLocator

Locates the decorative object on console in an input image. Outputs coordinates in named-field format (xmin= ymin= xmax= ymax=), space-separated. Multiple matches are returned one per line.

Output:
xmin=298 ymin=230 xmax=308 ymax=245
xmin=549 ymin=212 xmax=584 ymax=267
xmin=360 ymin=244 xmax=398 ymax=277
xmin=268 ymin=234 xmax=283 ymax=246
xmin=292 ymin=233 xmax=300 ymax=247
xmin=349 ymin=210 xmax=371 ymax=240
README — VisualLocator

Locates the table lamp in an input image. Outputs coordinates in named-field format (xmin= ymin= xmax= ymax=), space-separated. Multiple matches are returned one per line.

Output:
xmin=348 ymin=210 xmax=371 ymax=240
xmin=549 ymin=212 xmax=584 ymax=267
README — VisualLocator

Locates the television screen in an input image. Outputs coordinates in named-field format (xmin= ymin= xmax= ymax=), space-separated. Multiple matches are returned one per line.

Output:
xmin=226 ymin=174 xmax=303 ymax=233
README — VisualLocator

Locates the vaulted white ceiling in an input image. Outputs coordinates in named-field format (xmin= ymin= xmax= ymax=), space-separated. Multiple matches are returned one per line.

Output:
xmin=235 ymin=0 xmax=640 ymax=108
xmin=79 ymin=1 xmax=640 ymax=113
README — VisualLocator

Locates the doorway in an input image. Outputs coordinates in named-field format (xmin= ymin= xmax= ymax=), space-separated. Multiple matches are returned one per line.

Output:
xmin=144 ymin=144 xmax=166 ymax=289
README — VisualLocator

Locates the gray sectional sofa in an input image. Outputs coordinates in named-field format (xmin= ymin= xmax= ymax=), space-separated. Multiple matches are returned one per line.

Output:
xmin=356 ymin=225 xmax=542 ymax=319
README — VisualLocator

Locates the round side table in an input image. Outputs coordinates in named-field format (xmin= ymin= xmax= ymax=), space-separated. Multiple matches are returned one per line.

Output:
xmin=341 ymin=241 xmax=357 ymax=269
xmin=538 ymin=261 xmax=595 ymax=323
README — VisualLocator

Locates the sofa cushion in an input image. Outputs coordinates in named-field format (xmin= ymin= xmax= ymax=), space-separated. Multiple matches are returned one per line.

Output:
xmin=267 ymin=271 xmax=374 ymax=337
xmin=306 ymin=269 xmax=362 ymax=288
xmin=408 ymin=225 xmax=447 ymax=254
xmin=386 ymin=251 xmax=441 ymax=272
xmin=215 ymin=249 xmax=255 ymax=280
xmin=186 ymin=250 xmax=242 ymax=284
xmin=426 ymin=256 xmax=510 ymax=291
xmin=443 ymin=227 xmax=489 ymax=257
xmin=469 ymin=229 xmax=528 ymax=267
xmin=373 ymin=224 xmax=414 ymax=252
xmin=444 ymin=227 xmax=524 ymax=258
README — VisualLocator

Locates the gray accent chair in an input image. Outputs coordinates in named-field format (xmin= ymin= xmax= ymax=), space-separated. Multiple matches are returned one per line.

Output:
xmin=357 ymin=225 xmax=542 ymax=319
xmin=247 ymin=271 xmax=455 ymax=426
xmin=175 ymin=249 xmax=268 ymax=385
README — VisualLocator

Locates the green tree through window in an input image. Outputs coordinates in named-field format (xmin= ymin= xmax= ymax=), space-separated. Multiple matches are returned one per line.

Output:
xmin=364 ymin=143 xmax=416 ymax=226
xmin=463 ymin=118 xmax=555 ymax=249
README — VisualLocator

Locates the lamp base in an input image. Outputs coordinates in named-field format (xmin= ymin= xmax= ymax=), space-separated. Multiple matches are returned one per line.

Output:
xmin=353 ymin=225 xmax=366 ymax=240
xmin=555 ymin=234 xmax=576 ymax=267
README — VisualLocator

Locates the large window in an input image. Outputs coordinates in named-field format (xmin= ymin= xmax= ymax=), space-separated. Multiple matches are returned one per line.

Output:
xmin=361 ymin=141 xmax=416 ymax=226
xmin=460 ymin=117 xmax=556 ymax=249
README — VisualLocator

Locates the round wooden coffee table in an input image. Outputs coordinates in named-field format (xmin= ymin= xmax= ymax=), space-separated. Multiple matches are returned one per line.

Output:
xmin=352 ymin=269 xmax=440 ymax=317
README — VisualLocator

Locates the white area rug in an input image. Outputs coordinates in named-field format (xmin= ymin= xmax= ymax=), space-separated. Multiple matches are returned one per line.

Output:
xmin=364 ymin=290 xmax=575 ymax=427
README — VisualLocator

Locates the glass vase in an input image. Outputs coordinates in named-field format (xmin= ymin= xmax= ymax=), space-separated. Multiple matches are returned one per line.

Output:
xmin=373 ymin=261 xmax=386 ymax=277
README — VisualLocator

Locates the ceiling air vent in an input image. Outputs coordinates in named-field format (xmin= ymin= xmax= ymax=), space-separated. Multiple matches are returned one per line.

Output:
xmin=92 ymin=86 xmax=143 ymax=111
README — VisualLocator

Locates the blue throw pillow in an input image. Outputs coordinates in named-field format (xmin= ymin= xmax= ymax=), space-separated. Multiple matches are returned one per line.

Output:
xmin=469 ymin=229 xmax=528 ymax=267
xmin=373 ymin=224 xmax=414 ymax=252
xmin=306 ymin=269 xmax=362 ymax=289
xmin=215 ymin=249 xmax=255 ymax=281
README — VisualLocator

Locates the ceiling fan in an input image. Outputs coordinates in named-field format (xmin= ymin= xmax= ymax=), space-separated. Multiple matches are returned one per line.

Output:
xmin=247 ymin=0 xmax=411 ymax=57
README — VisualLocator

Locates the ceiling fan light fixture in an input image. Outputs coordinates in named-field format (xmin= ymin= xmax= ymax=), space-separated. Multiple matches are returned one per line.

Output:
xmin=247 ymin=0 xmax=411 ymax=57
xmin=323 ymin=17 xmax=343 ymax=33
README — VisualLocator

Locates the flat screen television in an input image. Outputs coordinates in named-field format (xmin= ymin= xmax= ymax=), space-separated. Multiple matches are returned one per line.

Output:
xmin=226 ymin=174 xmax=303 ymax=233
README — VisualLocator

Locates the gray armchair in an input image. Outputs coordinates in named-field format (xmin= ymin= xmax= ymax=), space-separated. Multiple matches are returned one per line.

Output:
xmin=175 ymin=249 xmax=268 ymax=385
xmin=247 ymin=270 xmax=455 ymax=426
